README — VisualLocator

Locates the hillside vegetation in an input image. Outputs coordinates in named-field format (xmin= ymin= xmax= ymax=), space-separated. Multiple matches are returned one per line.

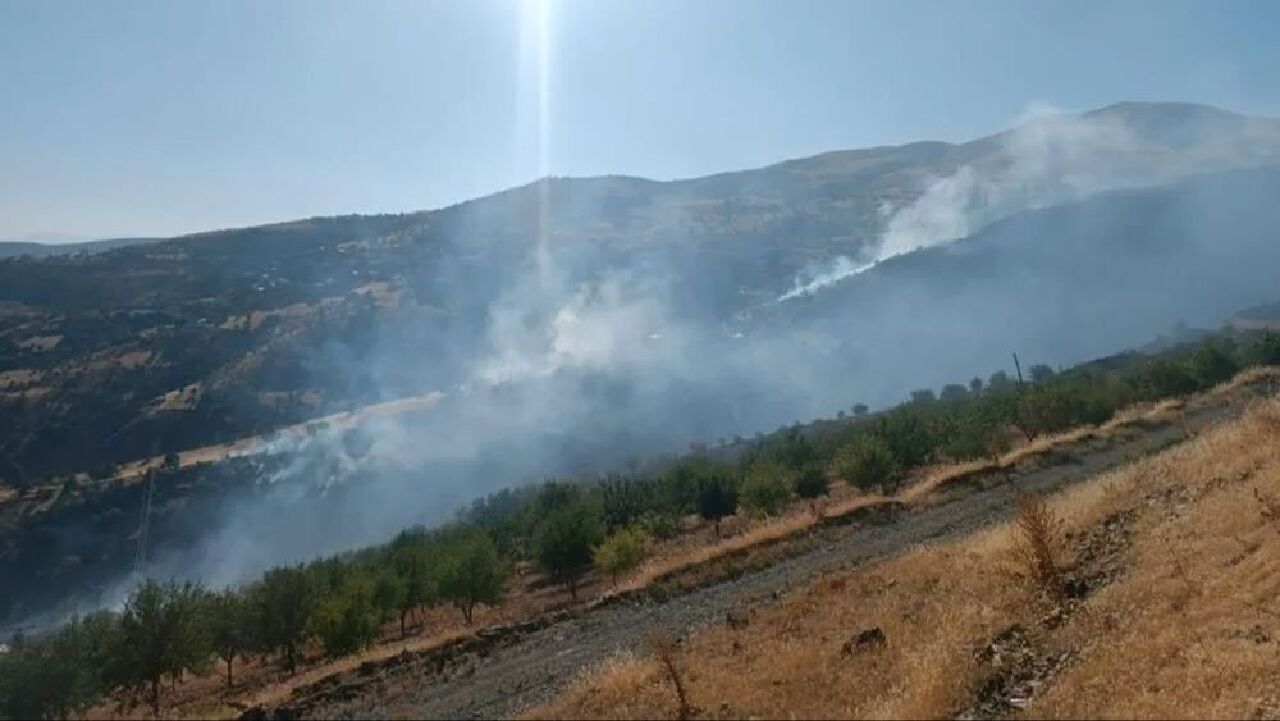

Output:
xmin=2 ymin=102 xmax=1279 ymax=484
xmin=2 ymin=325 xmax=1278 ymax=719
xmin=531 ymin=386 xmax=1280 ymax=720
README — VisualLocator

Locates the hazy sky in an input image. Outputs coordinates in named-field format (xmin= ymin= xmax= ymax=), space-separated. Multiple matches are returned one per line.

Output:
xmin=3 ymin=0 xmax=1279 ymax=240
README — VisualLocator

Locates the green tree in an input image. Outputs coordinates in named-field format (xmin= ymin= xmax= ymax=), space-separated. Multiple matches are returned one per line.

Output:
xmin=206 ymin=590 xmax=250 ymax=689
xmin=1242 ymin=331 xmax=1280 ymax=367
xmin=1187 ymin=339 xmax=1239 ymax=388
xmin=309 ymin=577 xmax=380 ymax=658
xmin=116 ymin=580 xmax=212 ymax=716
xmin=942 ymin=410 xmax=1005 ymax=461
xmin=831 ymin=435 xmax=897 ymax=489
xmin=874 ymin=409 xmax=935 ymax=468
xmin=251 ymin=565 xmax=316 ymax=673
xmin=535 ymin=502 xmax=606 ymax=600
xmin=372 ymin=570 xmax=403 ymax=626
xmin=852 ymin=403 xmax=869 ymax=417
xmin=1129 ymin=358 xmax=1198 ymax=400
xmin=598 ymin=475 xmax=655 ymax=532
xmin=0 ymin=612 xmax=119 ymax=720
xmin=739 ymin=461 xmax=793 ymax=517
xmin=393 ymin=546 xmax=437 ymax=637
xmin=593 ymin=527 xmax=649 ymax=585
xmin=438 ymin=533 xmax=508 ymax=624
xmin=696 ymin=472 xmax=738 ymax=537
xmin=988 ymin=370 xmax=1013 ymax=390
xmin=793 ymin=464 xmax=830 ymax=511
xmin=1015 ymin=384 xmax=1096 ymax=440
xmin=1029 ymin=364 xmax=1056 ymax=383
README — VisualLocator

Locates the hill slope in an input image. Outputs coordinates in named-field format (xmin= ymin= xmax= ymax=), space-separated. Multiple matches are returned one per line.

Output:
xmin=3 ymin=102 xmax=1279 ymax=483
xmin=533 ymin=390 xmax=1280 ymax=720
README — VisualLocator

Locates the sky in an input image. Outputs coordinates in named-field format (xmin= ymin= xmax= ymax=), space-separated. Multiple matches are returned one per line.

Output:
xmin=2 ymin=0 xmax=1279 ymax=241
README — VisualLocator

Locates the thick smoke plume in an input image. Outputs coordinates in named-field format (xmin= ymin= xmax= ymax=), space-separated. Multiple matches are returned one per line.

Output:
xmin=34 ymin=103 xmax=1280 ymax=624
xmin=778 ymin=103 xmax=1231 ymax=300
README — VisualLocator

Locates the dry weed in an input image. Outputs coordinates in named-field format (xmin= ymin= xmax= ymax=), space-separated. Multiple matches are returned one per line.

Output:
xmin=650 ymin=634 xmax=696 ymax=721
xmin=1012 ymin=492 xmax=1065 ymax=603
xmin=530 ymin=394 xmax=1280 ymax=721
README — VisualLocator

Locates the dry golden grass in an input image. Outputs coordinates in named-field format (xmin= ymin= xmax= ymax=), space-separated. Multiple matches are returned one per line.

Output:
xmin=79 ymin=368 xmax=1277 ymax=719
xmin=529 ymin=397 xmax=1280 ymax=721
xmin=614 ymin=510 xmax=819 ymax=593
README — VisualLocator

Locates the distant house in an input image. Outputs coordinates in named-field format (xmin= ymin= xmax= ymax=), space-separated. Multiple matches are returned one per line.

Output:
xmin=1229 ymin=301 xmax=1280 ymax=332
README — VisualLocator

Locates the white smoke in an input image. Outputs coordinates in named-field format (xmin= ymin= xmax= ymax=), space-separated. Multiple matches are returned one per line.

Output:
xmin=777 ymin=103 xmax=1157 ymax=301
xmin=474 ymin=274 xmax=669 ymax=386
xmin=776 ymin=256 xmax=876 ymax=301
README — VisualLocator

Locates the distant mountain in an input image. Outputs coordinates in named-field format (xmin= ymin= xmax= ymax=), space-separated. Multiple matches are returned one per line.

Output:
xmin=1 ymin=101 xmax=1279 ymax=483
xmin=5 ymin=101 xmax=1280 ymax=627
xmin=0 ymin=236 xmax=160 ymax=259
xmin=765 ymin=164 xmax=1280 ymax=396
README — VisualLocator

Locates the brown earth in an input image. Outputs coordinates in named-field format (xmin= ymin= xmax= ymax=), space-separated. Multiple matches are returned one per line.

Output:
xmin=231 ymin=370 xmax=1279 ymax=720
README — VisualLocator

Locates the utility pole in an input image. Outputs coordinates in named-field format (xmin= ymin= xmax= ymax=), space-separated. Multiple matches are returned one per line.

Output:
xmin=133 ymin=468 xmax=156 ymax=580
xmin=1012 ymin=352 xmax=1025 ymax=385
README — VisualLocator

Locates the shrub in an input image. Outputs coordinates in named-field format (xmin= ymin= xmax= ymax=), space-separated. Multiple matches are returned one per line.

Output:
xmin=393 ymin=545 xmax=438 ymax=637
xmin=593 ymin=527 xmax=649 ymax=584
xmin=206 ymin=590 xmax=251 ymax=688
xmin=1187 ymin=339 xmax=1239 ymax=388
xmin=793 ymin=464 xmax=829 ymax=501
xmin=640 ymin=512 xmax=682 ymax=540
xmin=0 ymin=612 xmax=119 ymax=720
xmin=874 ymin=409 xmax=935 ymax=468
xmin=943 ymin=414 xmax=1005 ymax=461
xmin=831 ymin=435 xmax=897 ymax=490
xmin=1129 ymin=358 xmax=1197 ymax=399
xmin=1029 ymin=364 xmax=1056 ymax=383
xmin=309 ymin=578 xmax=380 ymax=658
xmin=371 ymin=570 xmax=403 ymax=625
xmin=116 ymin=580 xmax=212 ymax=715
xmin=1242 ymin=332 xmax=1280 ymax=367
xmin=598 ymin=475 xmax=655 ymax=532
xmin=1012 ymin=493 xmax=1064 ymax=603
xmin=438 ymin=532 xmax=508 ymax=624
xmin=696 ymin=473 xmax=739 ymax=536
xmin=740 ymin=464 xmax=793 ymax=517
xmin=535 ymin=502 xmax=606 ymax=599
xmin=251 ymin=565 xmax=316 ymax=673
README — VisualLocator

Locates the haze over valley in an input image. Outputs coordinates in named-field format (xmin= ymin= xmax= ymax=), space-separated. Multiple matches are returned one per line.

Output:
xmin=3 ymin=101 xmax=1280 ymax=626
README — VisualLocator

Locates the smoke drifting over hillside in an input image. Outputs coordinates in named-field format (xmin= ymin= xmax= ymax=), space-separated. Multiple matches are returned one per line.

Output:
xmin=778 ymin=103 xmax=1271 ymax=300
xmin=30 ymin=103 xmax=1280 ymax=624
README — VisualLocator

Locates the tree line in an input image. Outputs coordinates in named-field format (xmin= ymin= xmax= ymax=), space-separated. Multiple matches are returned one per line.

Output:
xmin=3 ymin=329 xmax=1278 ymax=719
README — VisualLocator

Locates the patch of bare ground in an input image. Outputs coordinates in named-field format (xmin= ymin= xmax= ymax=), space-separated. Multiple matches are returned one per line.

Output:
xmin=531 ymin=393 xmax=1280 ymax=721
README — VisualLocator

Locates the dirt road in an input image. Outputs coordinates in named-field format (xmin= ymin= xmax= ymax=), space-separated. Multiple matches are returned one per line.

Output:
xmin=264 ymin=382 xmax=1271 ymax=720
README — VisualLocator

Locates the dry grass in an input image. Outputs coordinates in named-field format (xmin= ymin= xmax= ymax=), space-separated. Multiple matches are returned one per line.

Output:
xmin=529 ymin=397 xmax=1280 ymax=720
xmin=651 ymin=635 xmax=697 ymax=720
xmin=77 ymin=368 xmax=1277 ymax=719
xmin=1011 ymin=492 xmax=1065 ymax=603
xmin=615 ymin=510 xmax=820 ymax=593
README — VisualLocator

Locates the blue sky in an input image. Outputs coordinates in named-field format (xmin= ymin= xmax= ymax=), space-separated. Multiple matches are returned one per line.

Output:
xmin=2 ymin=0 xmax=1279 ymax=240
